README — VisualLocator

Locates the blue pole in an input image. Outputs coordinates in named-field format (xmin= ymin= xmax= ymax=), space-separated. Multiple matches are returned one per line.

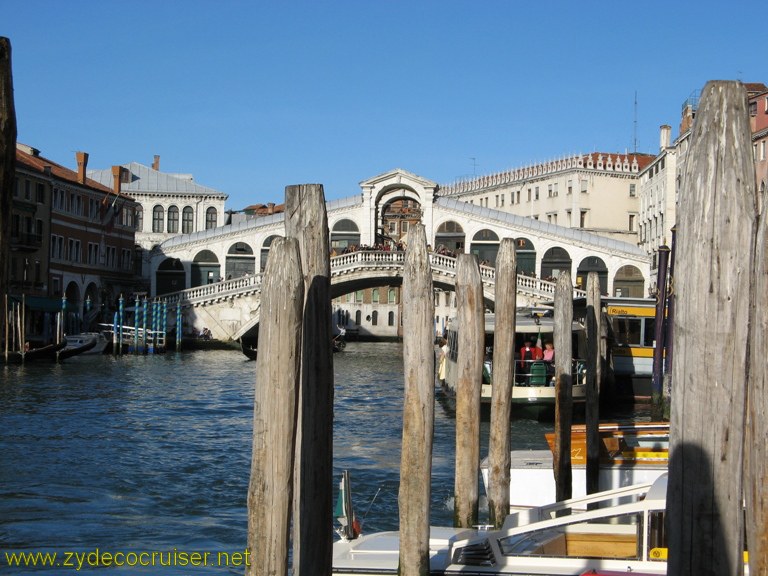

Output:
xmin=142 ymin=298 xmax=148 ymax=354
xmin=162 ymin=300 xmax=167 ymax=352
xmin=134 ymin=295 xmax=140 ymax=354
xmin=176 ymin=301 xmax=182 ymax=352
xmin=118 ymin=294 xmax=124 ymax=355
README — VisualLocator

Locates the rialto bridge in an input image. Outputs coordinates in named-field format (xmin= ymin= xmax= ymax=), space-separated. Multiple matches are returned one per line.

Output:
xmin=151 ymin=168 xmax=650 ymax=340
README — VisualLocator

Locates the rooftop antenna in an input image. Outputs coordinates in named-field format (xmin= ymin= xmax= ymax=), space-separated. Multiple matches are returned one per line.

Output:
xmin=633 ymin=90 xmax=638 ymax=154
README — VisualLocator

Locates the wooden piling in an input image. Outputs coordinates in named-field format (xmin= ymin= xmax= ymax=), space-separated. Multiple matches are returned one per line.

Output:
xmin=285 ymin=184 xmax=334 ymax=576
xmin=398 ymin=224 xmax=435 ymax=576
xmin=453 ymin=253 xmax=484 ymax=528
xmin=745 ymin=179 xmax=768 ymax=576
xmin=487 ymin=238 xmax=516 ymax=527
xmin=0 ymin=37 xmax=17 ymax=298
xmin=667 ymin=80 xmax=756 ymax=576
xmin=552 ymin=271 xmax=573 ymax=503
xmin=585 ymin=271 xmax=601 ymax=495
xmin=246 ymin=237 xmax=304 ymax=576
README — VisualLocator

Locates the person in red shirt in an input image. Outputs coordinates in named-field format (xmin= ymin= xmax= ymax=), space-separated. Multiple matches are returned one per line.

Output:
xmin=518 ymin=338 xmax=543 ymax=372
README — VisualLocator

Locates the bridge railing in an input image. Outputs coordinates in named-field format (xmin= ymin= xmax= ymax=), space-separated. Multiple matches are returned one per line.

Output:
xmin=161 ymin=251 xmax=585 ymax=308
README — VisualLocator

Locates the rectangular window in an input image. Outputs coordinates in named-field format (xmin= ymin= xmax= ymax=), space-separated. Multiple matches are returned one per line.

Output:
xmin=629 ymin=214 xmax=636 ymax=231
xmin=580 ymin=180 xmax=588 ymax=193
xmin=527 ymin=188 xmax=531 ymax=202
xmin=547 ymin=184 xmax=553 ymax=198
xmin=580 ymin=210 xmax=587 ymax=228
xmin=535 ymin=186 xmax=539 ymax=200
xmin=401 ymin=221 xmax=409 ymax=234
xmin=36 ymin=183 xmax=45 ymax=203
xmin=24 ymin=180 xmax=31 ymax=200
xmin=761 ymin=140 xmax=766 ymax=161
xmin=500 ymin=194 xmax=504 ymax=207
xmin=629 ymin=183 xmax=636 ymax=197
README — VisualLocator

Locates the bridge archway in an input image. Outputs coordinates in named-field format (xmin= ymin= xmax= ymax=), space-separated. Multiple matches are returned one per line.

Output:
xmin=576 ymin=255 xmax=608 ymax=294
xmin=541 ymin=247 xmax=572 ymax=281
xmin=260 ymin=235 xmax=279 ymax=272
xmin=435 ymin=220 xmax=465 ymax=254
xmin=613 ymin=264 xmax=645 ymax=297
xmin=192 ymin=249 xmax=220 ymax=286
xmin=515 ymin=237 xmax=537 ymax=275
xmin=226 ymin=242 xmax=255 ymax=279
xmin=380 ymin=196 xmax=422 ymax=247
xmin=470 ymin=229 xmax=500 ymax=265
xmin=157 ymin=257 xmax=185 ymax=294
xmin=330 ymin=219 xmax=361 ymax=252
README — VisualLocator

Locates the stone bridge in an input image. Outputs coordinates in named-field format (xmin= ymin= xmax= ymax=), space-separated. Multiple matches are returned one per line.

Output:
xmin=163 ymin=250 xmax=583 ymax=341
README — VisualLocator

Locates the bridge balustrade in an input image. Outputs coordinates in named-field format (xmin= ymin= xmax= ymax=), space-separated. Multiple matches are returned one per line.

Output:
xmin=160 ymin=251 xmax=584 ymax=310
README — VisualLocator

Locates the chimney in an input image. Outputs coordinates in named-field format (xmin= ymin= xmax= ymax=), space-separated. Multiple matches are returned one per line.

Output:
xmin=111 ymin=165 xmax=123 ymax=196
xmin=76 ymin=151 xmax=89 ymax=184
xmin=267 ymin=202 xmax=275 ymax=214
xmin=152 ymin=155 xmax=160 ymax=171
xmin=659 ymin=125 xmax=671 ymax=150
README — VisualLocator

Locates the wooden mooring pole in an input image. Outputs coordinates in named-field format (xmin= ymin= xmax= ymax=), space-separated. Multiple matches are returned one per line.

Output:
xmin=487 ymin=238 xmax=516 ymax=527
xmin=585 ymin=271 xmax=601 ymax=496
xmin=454 ymin=253 xmax=483 ymax=528
xmin=0 ymin=37 xmax=17 ymax=298
xmin=398 ymin=224 xmax=435 ymax=576
xmin=667 ymin=80 xmax=757 ymax=576
xmin=246 ymin=237 xmax=303 ymax=576
xmin=285 ymin=184 xmax=334 ymax=576
xmin=552 ymin=271 xmax=573 ymax=503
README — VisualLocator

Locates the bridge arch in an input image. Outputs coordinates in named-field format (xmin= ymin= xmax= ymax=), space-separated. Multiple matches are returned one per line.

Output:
xmin=541 ymin=246 xmax=572 ymax=281
xmin=226 ymin=242 xmax=255 ymax=279
xmin=192 ymin=249 xmax=220 ymax=286
xmin=330 ymin=218 xmax=361 ymax=252
xmin=515 ymin=237 xmax=537 ymax=275
xmin=260 ymin=235 xmax=279 ymax=272
xmin=470 ymin=228 xmax=500 ymax=265
xmin=157 ymin=257 xmax=185 ymax=294
xmin=434 ymin=220 xmax=465 ymax=255
xmin=613 ymin=264 xmax=645 ymax=297
xmin=576 ymin=255 xmax=608 ymax=293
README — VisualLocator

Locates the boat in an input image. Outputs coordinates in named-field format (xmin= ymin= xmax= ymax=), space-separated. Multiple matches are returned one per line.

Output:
xmin=241 ymin=343 xmax=258 ymax=361
xmin=3 ymin=341 xmax=67 ymax=364
xmin=443 ymin=309 xmax=588 ymax=406
xmin=63 ymin=332 xmax=109 ymax=356
xmin=481 ymin=422 xmax=669 ymax=511
xmin=333 ymin=473 xmax=672 ymax=575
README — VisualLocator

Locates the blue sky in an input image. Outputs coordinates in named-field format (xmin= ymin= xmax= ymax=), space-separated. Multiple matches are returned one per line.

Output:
xmin=2 ymin=1 xmax=765 ymax=210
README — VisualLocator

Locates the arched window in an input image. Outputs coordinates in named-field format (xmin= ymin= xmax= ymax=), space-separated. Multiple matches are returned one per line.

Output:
xmin=182 ymin=206 xmax=194 ymax=233
xmin=135 ymin=206 xmax=143 ymax=232
xmin=152 ymin=205 xmax=164 ymax=233
xmin=167 ymin=205 xmax=179 ymax=234
xmin=388 ymin=311 xmax=395 ymax=326
xmin=388 ymin=288 xmax=397 ymax=304
xmin=355 ymin=310 xmax=362 ymax=325
xmin=205 ymin=207 xmax=217 ymax=230
xmin=371 ymin=311 xmax=378 ymax=326
xmin=372 ymin=288 xmax=380 ymax=303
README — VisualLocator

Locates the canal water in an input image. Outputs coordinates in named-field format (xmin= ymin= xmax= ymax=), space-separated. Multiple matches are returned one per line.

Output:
xmin=0 ymin=342 xmax=634 ymax=574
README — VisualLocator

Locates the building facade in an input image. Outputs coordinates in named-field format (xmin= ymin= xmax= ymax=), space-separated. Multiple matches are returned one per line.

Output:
xmin=88 ymin=155 xmax=227 ymax=286
xmin=438 ymin=152 xmax=655 ymax=245
xmin=12 ymin=145 xmax=138 ymax=342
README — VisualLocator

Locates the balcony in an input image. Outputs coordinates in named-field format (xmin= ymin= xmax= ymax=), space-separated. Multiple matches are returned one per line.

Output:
xmin=11 ymin=232 xmax=43 ymax=251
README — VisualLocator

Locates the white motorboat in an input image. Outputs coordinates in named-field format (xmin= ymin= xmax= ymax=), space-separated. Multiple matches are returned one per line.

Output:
xmin=64 ymin=332 xmax=109 ymax=355
xmin=333 ymin=474 xmax=671 ymax=575
xmin=481 ymin=422 xmax=669 ymax=510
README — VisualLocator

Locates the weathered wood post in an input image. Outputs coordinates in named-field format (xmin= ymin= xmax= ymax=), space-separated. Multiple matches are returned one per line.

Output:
xmin=246 ymin=237 xmax=304 ymax=576
xmin=454 ymin=253 xmax=484 ymax=528
xmin=668 ymin=80 xmax=755 ymax=576
xmin=285 ymin=184 xmax=334 ymax=576
xmin=552 ymin=270 xmax=573 ymax=503
xmin=745 ymin=178 xmax=768 ymax=576
xmin=398 ymin=224 xmax=435 ymax=576
xmin=651 ymin=245 xmax=670 ymax=421
xmin=0 ymin=37 xmax=17 ymax=298
xmin=488 ymin=238 xmax=516 ymax=527
xmin=585 ymin=271 xmax=601 ymax=495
